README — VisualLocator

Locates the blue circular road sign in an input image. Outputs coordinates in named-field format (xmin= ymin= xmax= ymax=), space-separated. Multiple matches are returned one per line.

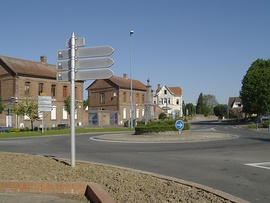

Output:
xmin=175 ymin=120 xmax=184 ymax=131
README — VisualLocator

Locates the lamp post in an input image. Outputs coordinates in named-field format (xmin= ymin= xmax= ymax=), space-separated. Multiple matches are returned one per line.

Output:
xmin=130 ymin=30 xmax=134 ymax=129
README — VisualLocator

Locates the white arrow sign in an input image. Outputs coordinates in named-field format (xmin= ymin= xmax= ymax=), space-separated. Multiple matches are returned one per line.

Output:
xmin=75 ymin=68 xmax=114 ymax=81
xmin=57 ymin=46 xmax=114 ymax=60
xmin=57 ymin=57 xmax=114 ymax=70
xmin=57 ymin=68 xmax=114 ymax=81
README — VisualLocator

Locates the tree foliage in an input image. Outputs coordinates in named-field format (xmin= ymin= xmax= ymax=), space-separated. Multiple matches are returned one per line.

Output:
xmin=63 ymin=95 xmax=71 ymax=115
xmin=214 ymin=104 xmax=228 ymax=118
xmin=184 ymin=103 xmax=196 ymax=116
xmin=196 ymin=93 xmax=204 ymax=114
xmin=63 ymin=95 xmax=77 ymax=115
xmin=240 ymin=59 xmax=270 ymax=116
xmin=196 ymin=93 xmax=218 ymax=116
xmin=11 ymin=98 xmax=39 ymax=130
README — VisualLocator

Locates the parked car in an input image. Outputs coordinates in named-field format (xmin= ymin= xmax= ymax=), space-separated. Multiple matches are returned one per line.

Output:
xmin=57 ymin=124 xmax=69 ymax=129
xmin=260 ymin=116 xmax=270 ymax=123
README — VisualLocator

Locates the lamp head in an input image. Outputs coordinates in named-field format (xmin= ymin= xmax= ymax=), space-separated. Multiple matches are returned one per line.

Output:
xmin=130 ymin=31 xmax=134 ymax=36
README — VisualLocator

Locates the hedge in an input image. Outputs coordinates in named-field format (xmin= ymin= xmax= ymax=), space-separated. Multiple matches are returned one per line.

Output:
xmin=135 ymin=121 xmax=190 ymax=135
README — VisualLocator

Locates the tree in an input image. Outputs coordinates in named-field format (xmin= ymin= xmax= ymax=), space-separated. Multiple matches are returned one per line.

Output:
xmin=185 ymin=103 xmax=196 ymax=116
xmin=214 ymin=104 xmax=228 ymax=119
xmin=203 ymin=94 xmax=218 ymax=109
xmin=63 ymin=95 xmax=77 ymax=115
xmin=12 ymin=98 xmax=39 ymax=130
xmin=196 ymin=93 xmax=204 ymax=114
xmin=196 ymin=93 xmax=218 ymax=116
xmin=83 ymin=99 xmax=88 ymax=109
xmin=240 ymin=59 xmax=270 ymax=117
xmin=0 ymin=97 xmax=5 ymax=114
xmin=63 ymin=95 xmax=71 ymax=115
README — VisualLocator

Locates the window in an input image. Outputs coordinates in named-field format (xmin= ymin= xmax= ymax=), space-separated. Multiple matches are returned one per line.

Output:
xmin=123 ymin=108 xmax=127 ymax=119
xmin=123 ymin=92 xmax=127 ymax=102
xmin=51 ymin=106 xmax=56 ymax=120
xmin=168 ymin=98 xmax=171 ymax=104
xmin=176 ymin=99 xmax=179 ymax=105
xmin=136 ymin=93 xmax=139 ymax=103
xmin=142 ymin=109 xmax=145 ymax=117
xmin=136 ymin=108 xmax=139 ymax=119
xmin=63 ymin=86 xmax=67 ymax=97
xmin=38 ymin=83 xmax=44 ymax=95
xmin=164 ymin=98 xmax=167 ymax=104
xmin=25 ymin=82 xmax=30 ymax=96
xmin=63 ymin=107 xmax=68 ymax=119
xmin=75 ymin=86 xmax=78 ymax=99
xmin=100 ymin=93 xmax=105 ymax=104
xmin=164 ymin=90 xmax=167 ymax=94
xmin=142 ymin=94 xmax=145 ymax=103
xmin=51 ymin=84 xmax=56 ymax=97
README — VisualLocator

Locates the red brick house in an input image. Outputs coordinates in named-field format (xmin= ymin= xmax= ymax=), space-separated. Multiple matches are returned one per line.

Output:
xmin=0 ymin=55 xmax=87 ymax=128
xmin=86 ymin=74 xmax=147 ymax=126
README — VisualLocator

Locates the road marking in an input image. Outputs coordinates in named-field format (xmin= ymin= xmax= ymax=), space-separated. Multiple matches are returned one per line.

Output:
xmin=244 ymin=162 xmax=270 ymax=170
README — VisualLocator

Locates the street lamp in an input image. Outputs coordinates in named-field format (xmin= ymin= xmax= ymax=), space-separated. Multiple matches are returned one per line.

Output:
xmin=130 ymin=30 xmax=134 ymax=129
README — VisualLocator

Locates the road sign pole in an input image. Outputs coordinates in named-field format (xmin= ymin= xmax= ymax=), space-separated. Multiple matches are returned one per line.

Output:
xmin=70 ymin=32 xmax=76 ymax=167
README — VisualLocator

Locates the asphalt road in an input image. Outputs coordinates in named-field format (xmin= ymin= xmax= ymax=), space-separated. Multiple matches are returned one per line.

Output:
xmin=0 ymin=122 xmax=270 ymax=203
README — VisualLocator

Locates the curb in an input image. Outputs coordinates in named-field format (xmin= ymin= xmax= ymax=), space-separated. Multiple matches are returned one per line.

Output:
xmin=0 ymin=180 xmax=115 ymax=203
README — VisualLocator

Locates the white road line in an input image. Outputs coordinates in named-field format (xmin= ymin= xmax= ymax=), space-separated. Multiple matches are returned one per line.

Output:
xmin=244 ymin=162 xmax=270 ymax=170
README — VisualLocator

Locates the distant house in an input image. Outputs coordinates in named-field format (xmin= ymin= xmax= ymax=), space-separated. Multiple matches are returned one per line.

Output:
xmin=228 ymin=97 xmax=244 ymax=118
xmin=0 ymin=55 xmax=87 ymax=128
xmin=153 ymin=84 xmax=183 ymax=117
xmin=86 ymin=74 xmax=147 ymax=126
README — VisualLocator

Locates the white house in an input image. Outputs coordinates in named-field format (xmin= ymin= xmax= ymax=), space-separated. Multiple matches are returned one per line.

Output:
xmin=153 ymin=84 xmax=183 ymax=117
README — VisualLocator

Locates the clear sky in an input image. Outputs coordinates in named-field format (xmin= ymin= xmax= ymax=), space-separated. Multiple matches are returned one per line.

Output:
xmin=1 ymin=0 xmax=270 ymax=105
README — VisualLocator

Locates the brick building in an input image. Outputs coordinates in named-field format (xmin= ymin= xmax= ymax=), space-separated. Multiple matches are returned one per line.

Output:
xmin=0 ymin=55 xmax=87 ymax=129
xmin=86 ymin=74 xmax=147 ymax=126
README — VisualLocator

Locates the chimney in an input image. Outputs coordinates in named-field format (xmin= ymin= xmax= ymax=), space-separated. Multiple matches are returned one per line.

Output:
xmin=40 ymin=55 xmax=47 ymax=64
xmin=157 ymin=84 xmax=161 ymax=92
xmin=123 ymin=73 xmax=128 ymax=79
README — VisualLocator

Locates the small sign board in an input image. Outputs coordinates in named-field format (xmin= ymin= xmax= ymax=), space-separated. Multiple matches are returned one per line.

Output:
xmin=175 ymin=120 xmax=184 ymax=131
xmin=38 ymin=96 xmax=52 ymax=111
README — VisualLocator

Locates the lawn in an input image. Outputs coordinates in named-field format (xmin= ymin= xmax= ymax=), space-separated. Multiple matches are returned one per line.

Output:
xmin=0 ymin=127 xmax=133 ymax=139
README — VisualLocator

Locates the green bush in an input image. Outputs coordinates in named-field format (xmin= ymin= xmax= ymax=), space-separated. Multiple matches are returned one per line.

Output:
xmin=262 ymin=121 xmax=270 ymax=128
xmin=135 ymin=119 xmax=190 ymax=134
xmin=9 ymin=128 xmax=20 ymax=133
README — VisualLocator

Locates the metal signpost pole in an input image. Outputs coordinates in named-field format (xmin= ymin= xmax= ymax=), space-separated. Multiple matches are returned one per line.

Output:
xmin=130 ymin=31 xmax=134 ymax=129
xmin=70 ymin=32 xmax=76 ymax=167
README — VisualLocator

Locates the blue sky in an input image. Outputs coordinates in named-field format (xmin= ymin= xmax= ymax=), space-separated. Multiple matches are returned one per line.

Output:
xmin=1 ymin=0 xmax=270 ymax=104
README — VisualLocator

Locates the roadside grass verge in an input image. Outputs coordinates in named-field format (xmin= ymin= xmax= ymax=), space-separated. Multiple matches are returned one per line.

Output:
xmin=0 ymin=127 xmax=133 ymax=139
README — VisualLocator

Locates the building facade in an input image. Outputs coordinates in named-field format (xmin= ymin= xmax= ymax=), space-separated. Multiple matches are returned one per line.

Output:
xmin=153 ymin=84 xmax=183 ymax=117
xmin=0 ymin=55 xmax=87 ymax=129
xmin=87 ymin=74 xmax=147 ymax=126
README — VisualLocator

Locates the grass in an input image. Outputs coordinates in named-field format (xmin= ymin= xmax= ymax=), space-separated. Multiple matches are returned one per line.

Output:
xmin=0 ymin=127 xmax=133 ymax=139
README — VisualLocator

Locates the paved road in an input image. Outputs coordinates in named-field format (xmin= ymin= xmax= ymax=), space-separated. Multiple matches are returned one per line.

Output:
xmin=0 ymin=122 xmax=270 ymax=203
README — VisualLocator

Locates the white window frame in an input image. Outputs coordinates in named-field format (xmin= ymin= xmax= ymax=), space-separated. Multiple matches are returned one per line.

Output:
xmin=123 ymin=108 xmax=127 ymax=119
xmin=51 ymin=106 xmax=56 ymax=120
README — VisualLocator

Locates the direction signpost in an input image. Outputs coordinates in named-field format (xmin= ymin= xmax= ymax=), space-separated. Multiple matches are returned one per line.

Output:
xmin=38 ymin=96 xmax=52 ymax=133
xmin=175 ymin=120 xmax=184 ymax=134
xmin=57 ymin=32 xmax=114 ymax=167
